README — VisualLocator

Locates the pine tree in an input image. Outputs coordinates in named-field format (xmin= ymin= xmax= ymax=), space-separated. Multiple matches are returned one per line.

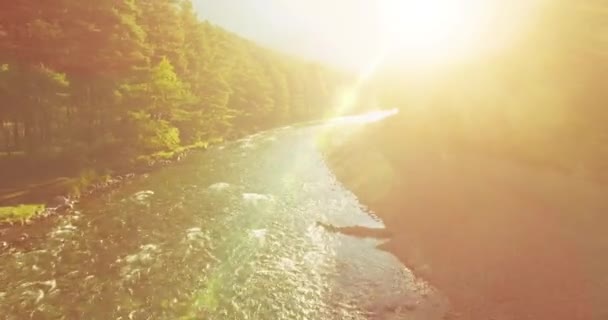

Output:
xmin=138 ymin=0 xmax=187 ymax=77
xmin=0 ymin=0 xmax=346 ymax=165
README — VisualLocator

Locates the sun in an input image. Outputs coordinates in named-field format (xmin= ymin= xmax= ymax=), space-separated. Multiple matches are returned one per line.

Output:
xmin=377 ymin=0 xmax=492 ymax=66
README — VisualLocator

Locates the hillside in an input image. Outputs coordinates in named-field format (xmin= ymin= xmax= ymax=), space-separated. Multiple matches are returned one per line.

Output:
xmin=0 ymin=0 xmax=350 ymax=190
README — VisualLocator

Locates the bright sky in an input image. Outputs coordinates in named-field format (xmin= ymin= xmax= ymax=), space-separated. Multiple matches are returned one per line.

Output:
xmin=193 ymin=0 xmax=543 ymax=71
xmin=193 ymin=0 xmax=380 ymax=70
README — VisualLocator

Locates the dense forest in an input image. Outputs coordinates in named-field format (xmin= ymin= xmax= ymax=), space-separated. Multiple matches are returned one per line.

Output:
xmin=0 ymin=0 xmax=348 ymax=177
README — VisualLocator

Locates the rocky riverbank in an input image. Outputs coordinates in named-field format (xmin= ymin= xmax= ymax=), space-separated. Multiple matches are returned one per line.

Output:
xmin=0 ymin=145 xmax=200 ymax=226
xmin=0 ymin=148 xmax=203 ymax=252
xmin=321 ymin=115 xmax=608 ymax=320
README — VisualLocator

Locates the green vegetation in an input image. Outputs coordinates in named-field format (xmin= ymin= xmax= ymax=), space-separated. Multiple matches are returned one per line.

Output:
xmin=0 ymin=0 xmax=348 ymax=188
xmin=0 ymin=204 xmax=46 ymax=224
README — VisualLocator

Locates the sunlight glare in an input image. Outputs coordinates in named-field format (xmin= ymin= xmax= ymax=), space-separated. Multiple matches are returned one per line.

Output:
xmin=377 ymin=0 xmax=492 ymax=65
xmin=328 ymin=109 xmax=400 ymax=126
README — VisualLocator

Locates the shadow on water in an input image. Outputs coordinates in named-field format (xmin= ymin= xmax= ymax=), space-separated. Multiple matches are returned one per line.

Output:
xmin=0 ymin=114 xmax=447 ymax=319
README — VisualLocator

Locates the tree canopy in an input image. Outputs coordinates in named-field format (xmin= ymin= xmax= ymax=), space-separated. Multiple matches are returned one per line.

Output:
xmin=0 ymin=0 xmax=348 ymax=169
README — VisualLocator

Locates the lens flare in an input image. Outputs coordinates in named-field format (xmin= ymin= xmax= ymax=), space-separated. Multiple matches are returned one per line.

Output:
xmin=377 ymin=0 xmax=492 ymax=65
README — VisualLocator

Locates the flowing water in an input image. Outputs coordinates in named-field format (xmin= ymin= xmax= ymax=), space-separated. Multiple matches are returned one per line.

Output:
xmin=0 ymin=114 xmax=448 ymax=319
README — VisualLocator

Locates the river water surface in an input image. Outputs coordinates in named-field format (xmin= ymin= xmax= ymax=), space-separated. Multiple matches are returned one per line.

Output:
xmin=0 ymin=115 xmax=448 ymax=319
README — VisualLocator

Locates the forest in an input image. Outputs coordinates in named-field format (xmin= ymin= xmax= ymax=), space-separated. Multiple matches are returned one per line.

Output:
xmin=0 ymin=0 xmax=349 ymax=179
xmin=0 ymin=1 xmax=606 ymax=319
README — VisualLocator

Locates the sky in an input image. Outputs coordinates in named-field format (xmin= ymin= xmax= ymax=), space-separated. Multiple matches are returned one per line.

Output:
xmin=192 ymin=0 xmax=383 ymax=70
xmin=192 ymin=0 xmax=544 ymax=72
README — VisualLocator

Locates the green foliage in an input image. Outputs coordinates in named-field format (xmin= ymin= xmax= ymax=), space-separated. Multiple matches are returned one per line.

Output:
xmin=66 ymin=168 xmax=101 ymax=198
xmin=0 ymin=204 xmax=46 ymax=224
xmin=128 ymin=111 xmax=181 ymax=153
xmin=0 ymin=0 xmax=346 ymax=169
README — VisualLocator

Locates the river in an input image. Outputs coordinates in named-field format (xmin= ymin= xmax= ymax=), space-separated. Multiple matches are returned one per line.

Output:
xmin=0 ymin=113 xmax=448 ymax=319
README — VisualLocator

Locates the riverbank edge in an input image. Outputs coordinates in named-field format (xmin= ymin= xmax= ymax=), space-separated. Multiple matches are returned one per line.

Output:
xmin=319 ymin=123 xmax=604 ymax=320
xmin=0 ymin=141 xmax=215 ymax=226
xmin=320 ymin=143 xmax=505 ymax=320
xmin=0 ymin=118 xmax=329 ymax=225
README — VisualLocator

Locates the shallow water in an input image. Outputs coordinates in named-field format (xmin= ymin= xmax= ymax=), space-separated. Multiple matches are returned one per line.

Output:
xmin=0 ymin=119 xmax=447 ymax=319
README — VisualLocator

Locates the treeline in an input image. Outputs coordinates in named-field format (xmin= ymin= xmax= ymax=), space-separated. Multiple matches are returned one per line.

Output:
xmin=374 ymin=1 xmax=608 ymax=175
xmin=0 ymin=0 xmax=346 ymax=169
